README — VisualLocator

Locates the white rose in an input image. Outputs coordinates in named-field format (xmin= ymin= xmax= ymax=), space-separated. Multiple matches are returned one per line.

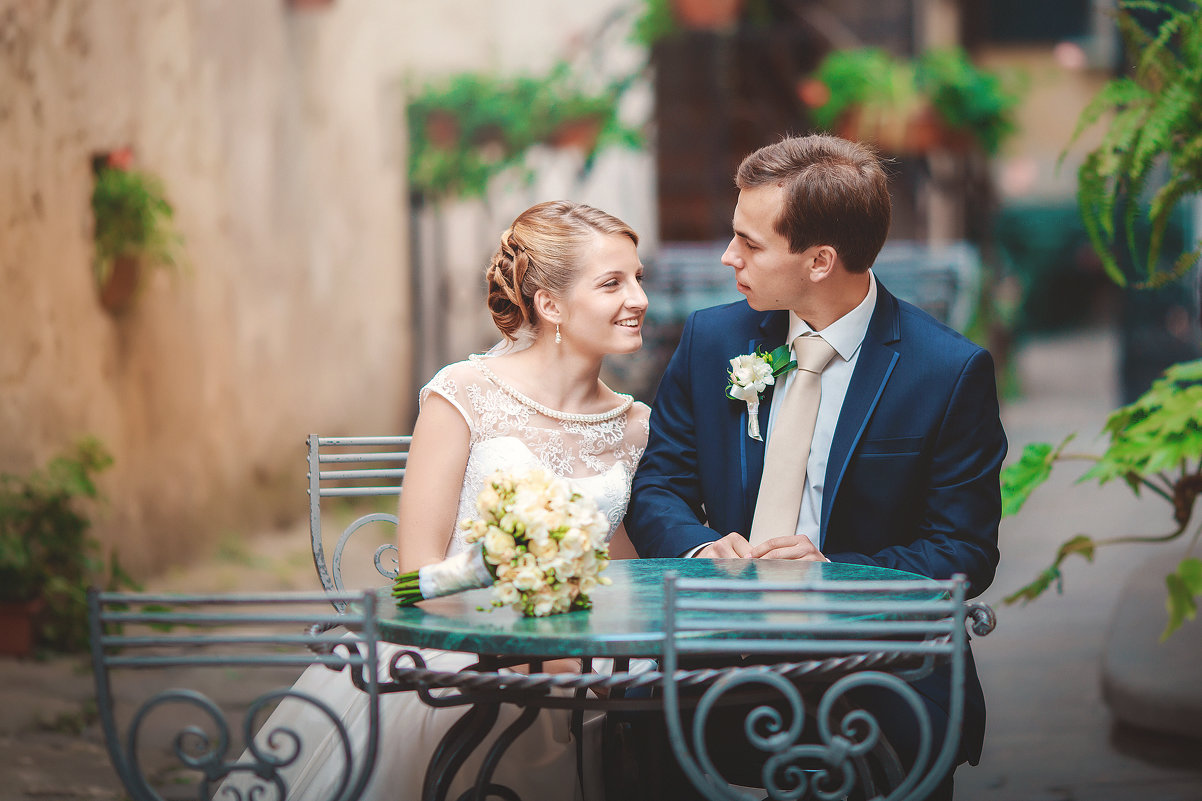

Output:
xmin=494 ymin=582 xmax=520 ymax=605
xmin=529 ymin=538 xmax=559 ymax=562
xmin=476 ymin=485 xmax=501 ymax=515
xmin=530 ymin=586 xmax=557 ymax=617
xmin=482 ymin=529 xmax=517 ymax=565
xmin=512 ymin=563 xmax=545 ymax=592
xmin=558 ymin=527 xmax=588 ymax=560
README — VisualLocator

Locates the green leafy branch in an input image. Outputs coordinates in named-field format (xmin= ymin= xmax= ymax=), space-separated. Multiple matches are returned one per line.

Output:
xmin=1063 ymin=0 xmax=1202 ymax=288
xmin=1001 ymin=360 xmax=1202 ymax=639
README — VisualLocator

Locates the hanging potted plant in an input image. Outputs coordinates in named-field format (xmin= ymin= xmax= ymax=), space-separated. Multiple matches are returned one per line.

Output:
xmin=90 ymin=149 xmax=184 ymax=314
xmin=802 ymin=48 xmax=1019 ymax=156
xmin=407 ymin=65 xmax=641 ymax=201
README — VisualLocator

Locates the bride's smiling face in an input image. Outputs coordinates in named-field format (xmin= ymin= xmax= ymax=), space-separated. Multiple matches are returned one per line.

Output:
xmin=557 ymin=233 xmax=647 ymax=356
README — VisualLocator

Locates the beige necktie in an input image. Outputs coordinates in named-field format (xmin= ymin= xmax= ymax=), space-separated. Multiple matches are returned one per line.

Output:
xmin=748 ymin=335 xmax=837 ymax=546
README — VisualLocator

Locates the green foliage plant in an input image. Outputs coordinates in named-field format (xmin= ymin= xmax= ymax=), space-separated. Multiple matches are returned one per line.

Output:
xmin=1002 ymin=360 xmax=1202 ymax=639
xmin=91 ymin=152 xmax=184 ymax=287
xmin=807 ymin=47 xmax=1020 ymax=156
xmin=1064 ymin=0 xmax=1202 ymax=288
xmin=1001 ymin=0 xmax=1202 ymax=641
xmin=0 ymin=437 xmax=137 ymax=652
xmin=407 ymin=62 xmax=642 ymax=201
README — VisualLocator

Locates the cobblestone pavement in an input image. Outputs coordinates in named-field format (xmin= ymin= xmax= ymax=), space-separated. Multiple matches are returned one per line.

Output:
xmin=2 ymin=330 xmax=1200 ymax=800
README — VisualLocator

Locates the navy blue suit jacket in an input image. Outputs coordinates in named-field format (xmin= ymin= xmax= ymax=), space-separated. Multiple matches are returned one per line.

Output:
xmin=626 ymin=284 xmax=1006 ymax=763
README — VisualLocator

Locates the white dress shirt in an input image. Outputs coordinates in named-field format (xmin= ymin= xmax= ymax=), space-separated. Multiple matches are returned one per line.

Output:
xmin=766 ymin=271 xmax=877 ymax=549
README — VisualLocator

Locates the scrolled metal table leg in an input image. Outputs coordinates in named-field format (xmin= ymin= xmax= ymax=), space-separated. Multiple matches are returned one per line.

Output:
xmin=424 ymin=700 xmax=501 ymax=801
xmin=456 ymin=704 xmax=542 ymax=801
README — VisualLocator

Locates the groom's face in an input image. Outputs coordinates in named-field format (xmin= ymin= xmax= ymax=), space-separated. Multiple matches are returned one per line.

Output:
xmin=722 ymin=185 xmax=820 ymax=313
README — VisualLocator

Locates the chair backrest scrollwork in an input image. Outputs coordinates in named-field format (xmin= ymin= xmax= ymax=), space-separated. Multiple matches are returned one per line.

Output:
xmin=661 ymin=572 xmax=984 ymax=801
xmin=88 ymin=589 xmax=382 ymax=801
xmin=307 ymin=435 xmax=410 ymax=612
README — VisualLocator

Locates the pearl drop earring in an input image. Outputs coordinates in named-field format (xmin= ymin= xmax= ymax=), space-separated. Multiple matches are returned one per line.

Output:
xmin=555 ymin=324 xmax=562 ymax=345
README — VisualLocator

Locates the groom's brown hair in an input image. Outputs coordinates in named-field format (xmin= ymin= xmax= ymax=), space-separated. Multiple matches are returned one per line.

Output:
xmin=735 ymin=134 xmax=891 ymax=274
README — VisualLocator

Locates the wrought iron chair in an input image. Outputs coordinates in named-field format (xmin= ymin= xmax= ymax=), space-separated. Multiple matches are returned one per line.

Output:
xmin=307 ymin=435 xmax=410 ymax=612
xmin=661 ymin=572 xmax=994 ymax=801
xmin=88 ymin=589 xmax=383 ymax=801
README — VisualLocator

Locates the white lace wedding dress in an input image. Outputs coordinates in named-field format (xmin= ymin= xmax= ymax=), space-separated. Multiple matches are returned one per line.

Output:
xmin=223 ymin=356 xmax=649 ymax=801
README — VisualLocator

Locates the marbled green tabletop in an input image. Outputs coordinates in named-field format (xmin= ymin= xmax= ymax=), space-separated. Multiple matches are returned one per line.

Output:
xmin=376 ymin=558 xmax=934 ymax=659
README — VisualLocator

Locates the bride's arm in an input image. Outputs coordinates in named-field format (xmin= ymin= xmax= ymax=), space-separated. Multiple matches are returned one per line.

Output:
xmin=396 ymin=393 xmax=471 ymax=573
xmin=607 ymin=523 xmax=638 ymax=560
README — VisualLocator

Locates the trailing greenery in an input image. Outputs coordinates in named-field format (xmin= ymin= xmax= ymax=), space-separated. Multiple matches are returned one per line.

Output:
xmin=91 ymin=163 xmax=183 ymax=285
xmin=0 ymin=437 xmax=137 ymax=652
xmin=807 ymin=47 xmax=1020 ymax=155
xmin=1001 ymin=360 xmax=1202 ymax=639
xmin=1064 ymin=0 xmax=1202 ymax=287
xmin=407 ymin=62 xmax=642 ymax=200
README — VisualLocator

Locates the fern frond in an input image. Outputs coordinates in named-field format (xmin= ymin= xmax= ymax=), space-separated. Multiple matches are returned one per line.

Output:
xmin=1122 ymin=169 xmax=1148 ymax=275
xmin=1145 ymin=173 xmax=1192 ymax=270
xmin=1062 ymin=78 xmax=1148 ymax=157
xmin=1077 ymin=151 xmax=1127 ymax=286
xmin=1130 ymin=81 xmax=1194 ymax=179
xmin=1133 ymin=3 xmax=1189 ymax=84
xmin=1167 ymin=127 xmax=1202 ymax=182
xmin=1136 ymin=244 xmax=1202 ymax=289
xmin=1094 ymin=104 xmax=1151 ymax=239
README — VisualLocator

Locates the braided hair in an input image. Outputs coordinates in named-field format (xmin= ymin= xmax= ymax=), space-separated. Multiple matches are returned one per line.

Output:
xmin=485 ymin=201 xmax=638 ymax=340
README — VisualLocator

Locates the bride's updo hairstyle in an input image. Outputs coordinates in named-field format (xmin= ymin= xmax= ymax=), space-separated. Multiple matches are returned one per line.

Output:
xmin=486 ymin=200 xmax=638 ymax=341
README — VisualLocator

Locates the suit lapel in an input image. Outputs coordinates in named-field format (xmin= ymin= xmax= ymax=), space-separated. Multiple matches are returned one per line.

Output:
xmin=820 ymin=287 xmax=902 ymax=544
xmin=741 ymin=312 xmax=789 ymax=532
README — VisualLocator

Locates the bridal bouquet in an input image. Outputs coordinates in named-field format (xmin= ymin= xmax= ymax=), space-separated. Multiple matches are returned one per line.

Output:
xmin=392 ymin=468 xmax=611 ymax=617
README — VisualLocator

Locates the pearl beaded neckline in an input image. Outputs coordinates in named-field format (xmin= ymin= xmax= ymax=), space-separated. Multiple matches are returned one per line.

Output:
xmin=469 ymin=355 xmax=634 ymax=423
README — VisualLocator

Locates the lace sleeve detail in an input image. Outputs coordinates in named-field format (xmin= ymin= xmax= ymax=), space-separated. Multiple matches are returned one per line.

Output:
xmin=419 ymin=363 xmax=474 ymax=436
xmin=620 ymin=401 xmax=651 ymax=473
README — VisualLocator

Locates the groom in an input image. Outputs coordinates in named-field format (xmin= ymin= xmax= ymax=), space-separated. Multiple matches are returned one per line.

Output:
xmin=625 ymin=134 xmax=1007 ymax=798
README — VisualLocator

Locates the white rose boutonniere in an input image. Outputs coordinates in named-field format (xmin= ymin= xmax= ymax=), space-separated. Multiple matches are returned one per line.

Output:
xmin=726 ymin=345 xmax=797 ymax=441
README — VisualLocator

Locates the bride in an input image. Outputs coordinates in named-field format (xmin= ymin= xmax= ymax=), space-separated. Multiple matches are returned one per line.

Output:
xmin=225 ymin=200 xmax=650 ymax=801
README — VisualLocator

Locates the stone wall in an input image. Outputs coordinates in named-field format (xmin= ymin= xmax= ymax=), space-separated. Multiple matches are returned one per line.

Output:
xmin=0 ymin=0 xmax=655 ymax=578
xmin=0 ymin=0 xmax=413 ymax=575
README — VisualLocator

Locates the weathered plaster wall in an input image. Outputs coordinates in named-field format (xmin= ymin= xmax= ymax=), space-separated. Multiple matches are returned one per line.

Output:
xmin=0 ymin=0 xmax=412 ymax=575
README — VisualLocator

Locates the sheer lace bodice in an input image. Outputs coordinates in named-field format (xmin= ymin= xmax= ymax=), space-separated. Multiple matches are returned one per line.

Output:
xmin=422 ymin=356 xmax=650 ymax=554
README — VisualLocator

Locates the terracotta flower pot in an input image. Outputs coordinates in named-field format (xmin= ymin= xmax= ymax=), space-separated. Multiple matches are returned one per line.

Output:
xmin=98 ymin=255 xmax=141 ymax=314
xmin=837 ymin=104 xmax=970 ymax=155
xmin=672 ymin=0 xmax=745 ymax=29
xmin=548 ymin=116 xmax=605 ymax=153
xmin=424 ymin=110 xmax=462 ymax=149
xmin=0 ymin=599 xmax=43 ymax=658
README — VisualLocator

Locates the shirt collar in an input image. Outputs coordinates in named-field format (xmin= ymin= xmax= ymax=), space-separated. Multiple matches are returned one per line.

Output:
xmin=786 ymin=270 xmax=877 ymax=362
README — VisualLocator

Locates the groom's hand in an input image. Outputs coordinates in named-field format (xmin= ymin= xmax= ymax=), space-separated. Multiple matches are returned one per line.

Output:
xmin=696 ymin=533 xmax=754 ymax=558
xmin=749 ymin=534 xmax=828 ymax=561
